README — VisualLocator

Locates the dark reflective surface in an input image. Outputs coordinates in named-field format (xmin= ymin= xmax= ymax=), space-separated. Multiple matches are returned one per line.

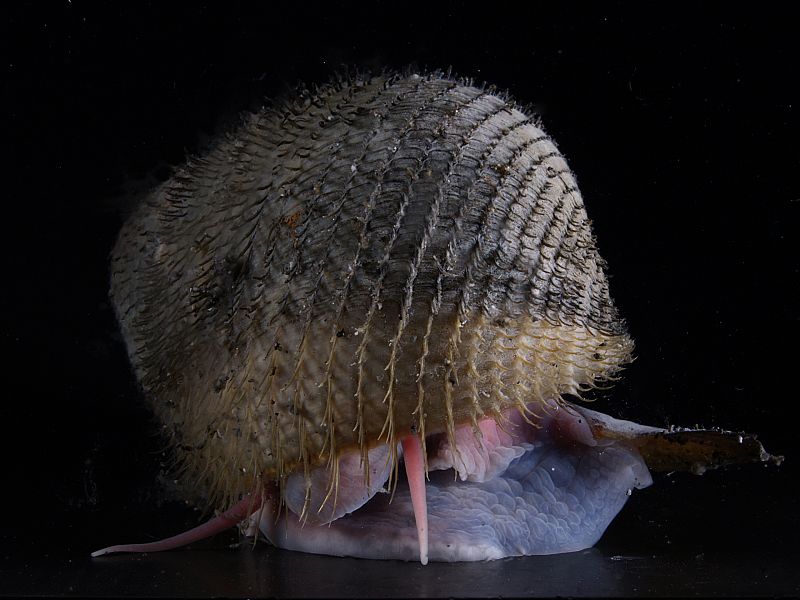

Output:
xmin=3 ymin=464 xmax=797 ymax=597
xmin=3 ymin=2 xmax=798 ymax=597
xmin=4 ymin=530 xmax=799 ymax=598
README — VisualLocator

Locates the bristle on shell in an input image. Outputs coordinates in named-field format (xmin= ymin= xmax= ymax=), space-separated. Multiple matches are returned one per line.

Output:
xmin=110 ymin=72 xmax=632 ymax=515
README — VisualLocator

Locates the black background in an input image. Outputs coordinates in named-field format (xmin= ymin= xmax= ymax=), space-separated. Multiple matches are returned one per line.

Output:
xmin=2 ymin=2 xmax=798 ymax=597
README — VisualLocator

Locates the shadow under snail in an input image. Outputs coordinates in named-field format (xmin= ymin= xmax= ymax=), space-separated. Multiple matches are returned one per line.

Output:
xmin=93 ymin=71 xmax=779 ymax=563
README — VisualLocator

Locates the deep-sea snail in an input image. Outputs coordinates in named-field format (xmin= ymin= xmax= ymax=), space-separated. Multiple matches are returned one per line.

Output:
xmin=93 ymin=71 xmax=778 ymax=563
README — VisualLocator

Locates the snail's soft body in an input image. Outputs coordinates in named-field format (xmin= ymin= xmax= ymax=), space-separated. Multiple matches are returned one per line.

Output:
xmin=102 ymin=72 xmax=774 ymax=563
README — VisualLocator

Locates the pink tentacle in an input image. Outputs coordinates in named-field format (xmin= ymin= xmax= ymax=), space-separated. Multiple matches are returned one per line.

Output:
xmin=91 ymin=493 xmax=264 ymax=557
xmin=402 ymin=433 xmax=429 ymax=565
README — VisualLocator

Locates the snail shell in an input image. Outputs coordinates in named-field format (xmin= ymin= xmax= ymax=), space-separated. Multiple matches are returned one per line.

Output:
xmin=110 ymin=72 xmax=633 ymax=511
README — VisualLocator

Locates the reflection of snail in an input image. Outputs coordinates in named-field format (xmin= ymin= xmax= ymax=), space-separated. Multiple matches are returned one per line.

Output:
xmin=94 ymin=72 xmax=778 ymax=563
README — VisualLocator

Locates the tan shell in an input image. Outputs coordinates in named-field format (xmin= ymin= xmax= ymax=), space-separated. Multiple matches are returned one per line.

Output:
xmin=110 ymin=72 xmax=633 ymax=509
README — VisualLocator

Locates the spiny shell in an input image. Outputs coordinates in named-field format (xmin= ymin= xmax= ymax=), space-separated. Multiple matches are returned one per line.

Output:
xmin=110 ymin=72 xmax=633 ymax=509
